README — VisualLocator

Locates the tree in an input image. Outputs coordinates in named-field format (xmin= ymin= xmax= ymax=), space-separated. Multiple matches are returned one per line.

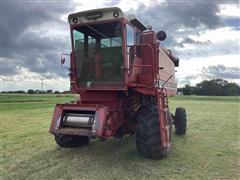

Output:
xmin=190 ymin=79 xmax=240 ymax=96
xmin=182 ymin=84 xmax=192 ymax=95
xmin=54 ymin=91 xmax=60 ymax=94
xmin=62 ymin=91 xmax=71 ymax=94
xmin=14 ymin=90 xmax=25 ymax=94
xmin=225 ymin=83 xmax=240 ymax=96
xmin=27 ymin=89 xmax=35 ymax=94
xmin=46 ymin=90 xmax=53 ymax=94
xmin=35 ymin=90 xmax=41 ymax=94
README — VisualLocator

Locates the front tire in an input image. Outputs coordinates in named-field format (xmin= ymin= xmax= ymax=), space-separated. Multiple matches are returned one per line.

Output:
xmin=136 ymin=104 xmax=170 ymax=159
xmin=175 ymin=107 xmax=187 ymax=135
xmin=55 ymin=134 xmax=89 ymax=148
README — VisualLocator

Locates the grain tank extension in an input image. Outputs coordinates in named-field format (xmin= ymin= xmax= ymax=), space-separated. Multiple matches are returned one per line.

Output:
xmin=49 ymin=7 xmax=187 ymax=159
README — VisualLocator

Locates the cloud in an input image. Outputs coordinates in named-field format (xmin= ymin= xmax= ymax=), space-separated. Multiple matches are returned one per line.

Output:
xmin=1 ymin=1 xmax=75 ymax=77
xmin=170 ymin=26 xmax=240 ymax=59
xmin=130 ymin=1 xmax=226 ymax=32
xmin=165 ymin=1 xmax=223 ymax=29
xmin=218 ymin=3 xmax=240 ymax=17
xmin=180 ymin=37 xmax=212 ymax=45
xmin=1 ymin=57 xmax=20 ymax=75
xmin=1 ymin=67 xmax=69 ymax=91
xmin=129 ymin=1 xmax=240 ymax=58
xmin=201 ymin=65 xmax=240 ymax=80
xmin=104 ymin=0 xmax=122 ymax=7
xmin=2 ymin=1 xmax=73 ymax=46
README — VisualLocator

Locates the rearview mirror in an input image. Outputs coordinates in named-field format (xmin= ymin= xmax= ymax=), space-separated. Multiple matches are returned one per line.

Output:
xmin=60 ymin=53 xmax=70 ymax=68
xmin=61 ymin=57 xmax=65 ymax=65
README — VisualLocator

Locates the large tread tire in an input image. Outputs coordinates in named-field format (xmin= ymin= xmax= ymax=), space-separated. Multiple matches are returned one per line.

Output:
xmin=175 ymin=107 xmax=187 ymax=135
xmin=55 ymin=134 xmax=89 ymax=148
xmin=136 ymin=104 xmax=170 ymax=159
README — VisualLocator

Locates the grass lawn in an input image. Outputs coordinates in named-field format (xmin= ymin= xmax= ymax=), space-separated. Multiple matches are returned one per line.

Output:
xmin=1 ymin=94 xmax=239 ymax=180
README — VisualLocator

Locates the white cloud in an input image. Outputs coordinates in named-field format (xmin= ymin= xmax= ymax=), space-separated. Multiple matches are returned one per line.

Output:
xmin=73 ymin=0 xmax=106 ymax=12
xmin=117 ymin=0 xmax=143 ymax=11
xmin=218 ymin=4 xmax=240 ymax=17
xmin=189 ymin=27 xmax=240 ymax=43
xmin=174 ymin=27 xmax=240 ymax=59
xmin=72 ymin=0 xmax=156 ymax=14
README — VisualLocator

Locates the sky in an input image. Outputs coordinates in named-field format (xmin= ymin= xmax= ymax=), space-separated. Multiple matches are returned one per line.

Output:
xmin=0 ymin=0 xmax=240 ymax=91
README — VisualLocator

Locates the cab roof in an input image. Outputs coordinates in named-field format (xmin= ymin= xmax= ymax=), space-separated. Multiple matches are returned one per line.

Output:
xmin=68 ymin=7 xmax=147 ymax=31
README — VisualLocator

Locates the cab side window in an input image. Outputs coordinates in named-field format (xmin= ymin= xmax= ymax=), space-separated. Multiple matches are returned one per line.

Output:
xmin=73 ymin=30 xmax=84 ymax=50
xmin=126 ymin=24 xmax=134 ymax=46
xmin=126 ymin=24 xmax=135 ymax=68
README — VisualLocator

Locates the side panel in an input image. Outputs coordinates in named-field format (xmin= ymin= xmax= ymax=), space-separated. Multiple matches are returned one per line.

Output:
xmin=49 ymin=105 xmax=63 ymax=133
xmin=157 ymin=47 xmax=177 ymax=96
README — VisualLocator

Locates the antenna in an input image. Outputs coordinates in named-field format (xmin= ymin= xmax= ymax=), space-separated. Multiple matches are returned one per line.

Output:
xmin=40 ymin=74 xmax=45 ymax=92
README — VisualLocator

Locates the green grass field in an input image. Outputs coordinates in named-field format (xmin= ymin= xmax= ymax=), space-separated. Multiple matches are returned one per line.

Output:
xmin=1 ymin=94 xmax=239 ymax=180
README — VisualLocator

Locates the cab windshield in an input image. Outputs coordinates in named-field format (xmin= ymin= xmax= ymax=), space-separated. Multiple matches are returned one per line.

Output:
xmin=72 ymin=21 xmax=123 ymax=88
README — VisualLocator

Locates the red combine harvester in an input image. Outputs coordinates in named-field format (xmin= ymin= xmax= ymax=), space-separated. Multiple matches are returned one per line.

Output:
xmin=49 ymin=7 xmax=187 ymax=159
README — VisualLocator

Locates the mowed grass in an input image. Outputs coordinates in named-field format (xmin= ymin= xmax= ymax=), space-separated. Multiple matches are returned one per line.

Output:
xmin=1 ymin=94 xmax=239 ymax=180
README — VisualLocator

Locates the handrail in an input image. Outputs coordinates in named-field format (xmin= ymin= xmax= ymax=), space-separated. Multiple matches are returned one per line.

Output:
xmin=130 ymin=65 xmax=152 ymax=67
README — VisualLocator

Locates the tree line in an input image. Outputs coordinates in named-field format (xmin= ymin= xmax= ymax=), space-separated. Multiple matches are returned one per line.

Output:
xmin=179 ymin=79 xmax=240 ymax=96
xmin=1 ymin=89 xmax=71 ymax=94
xmin=1 ymin=79 xmax=239 ymax=96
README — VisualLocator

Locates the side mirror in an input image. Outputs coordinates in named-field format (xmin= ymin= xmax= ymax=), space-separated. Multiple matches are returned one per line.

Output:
xmin=60 ymin=53 xmax=70 ymax=68
xmin=61 ymin=57 xmax=65 ymax=66
xmin=157 ymin=31 xmax=167 ymax=41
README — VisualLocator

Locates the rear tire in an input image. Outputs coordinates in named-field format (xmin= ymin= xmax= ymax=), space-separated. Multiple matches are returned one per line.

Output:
xmin=55 ymin=134 xmax=89 ymax=148
xmin=136 ymin=104 xmax=170 ymax=159
xmin=175 ymin=107 xmax=187 ymax=135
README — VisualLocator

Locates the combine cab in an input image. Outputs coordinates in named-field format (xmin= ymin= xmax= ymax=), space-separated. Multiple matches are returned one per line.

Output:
xmin=50 ymin=7 xmax=187 ymax=158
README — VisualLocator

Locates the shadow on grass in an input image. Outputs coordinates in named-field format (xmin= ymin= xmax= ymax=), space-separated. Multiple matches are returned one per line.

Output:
xmin=38 ymin=133 xmax=189 ymax=166
xmin=48 ymin=135 xmax=141 ymax=161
